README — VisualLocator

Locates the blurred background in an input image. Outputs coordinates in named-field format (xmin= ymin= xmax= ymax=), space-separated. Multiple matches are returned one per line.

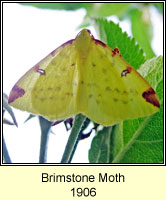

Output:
xmin=3 ymin=3 xmax=163 ymax=163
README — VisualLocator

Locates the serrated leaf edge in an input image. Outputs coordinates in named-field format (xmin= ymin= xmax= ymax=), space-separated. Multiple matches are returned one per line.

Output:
xmin=112 ymin=116 xmax=151 ymax=163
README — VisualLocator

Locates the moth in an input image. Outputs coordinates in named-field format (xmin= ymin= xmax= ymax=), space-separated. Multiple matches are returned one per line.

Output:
xmin=8 ymin=29 xmax=160 ymax=126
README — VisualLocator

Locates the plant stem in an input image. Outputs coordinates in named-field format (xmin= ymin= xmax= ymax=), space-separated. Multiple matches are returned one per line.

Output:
xmin=61 ymin=114 xmax=86 ymax=163
xmin=68 ymin=130 xmax=82 ymax=163
xmin=3 ymin=135 xmax=12 ymax=163
xmin=39 ymin=116 xmax=52 ymax=163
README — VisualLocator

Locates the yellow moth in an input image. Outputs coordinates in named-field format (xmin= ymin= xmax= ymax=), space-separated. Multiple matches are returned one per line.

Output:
xmin=8 ymin=29 xmax=160 ymax=126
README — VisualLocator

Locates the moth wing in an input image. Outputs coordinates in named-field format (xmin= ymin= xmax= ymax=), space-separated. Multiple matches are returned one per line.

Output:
xmin=77 ymin=40 xmax=160 ymax=126
xmin=8 ymin=40 xmax=79 ymax=121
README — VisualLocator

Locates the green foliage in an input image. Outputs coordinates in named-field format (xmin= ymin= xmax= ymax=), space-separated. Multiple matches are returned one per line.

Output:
xmin=89 ymin=56 xmax=163 ymax=163
xmin=20 ymin=2 xmax=131 ymax=16
xmin=21 ymin=3 xmax=162 ymax=61
xmin=130 ymin=8 xmax=155 ymax=59
xmin=93 ymin=18 xmax=145 ymax=69
xmin=138 ymin=56 xmax=163 ymax=99
xmin=89 ymin=127 xmax=111 ymax=163
xmin=24 ymin=114 xmax=36 ymax=123
xmin=152 ymin=3 xmax=163 ymax=13
xmin=3 ymin=93 xmax=15 ymax=163
xmin=115 ymin=106 xmax=163 ymax=163
xmin=3 ymin=93 xmax=17 ymax=127
xmin=3 ymin=135 xmax=12 ymax=163
xmin=88 ymin=3 xmax=131 ymax=17
xmin=20 ymin=3 xmax=93 ymax=11
xmin=89 ymin=125 xmax=123 ymax=163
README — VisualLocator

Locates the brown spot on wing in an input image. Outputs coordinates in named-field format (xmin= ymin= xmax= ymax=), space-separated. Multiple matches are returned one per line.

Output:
xmin=34 ymin=65 xmax=46 ymax=75
xmin=55 ymin=86 xmax=61 ymax=91
xmin=142 ymin=87 xmax=160 ymax=108
xmin=114 ymin=47 xmax=120 ymax=54
xmin=36 ymin=68 xmax=45 ymax=75
xmin=8 ymin=85 xmax=25 ymax=104
xmin=92 ymin=62 xmax=96 ymax=67
xmin=113 ymin=98 xmax=118 ymax=102
xmin=123 ymin=90 xmax=128 ymax=95
xmin=105 ymin=86 xmax=112 ymax=91
xmin=112 ymin=47 xmax=120 ymax=57
xmin=121 ymin=66 xmax=132 ymax=77
xmin=114 ymin=88 xmax=120 ymax=93
xmin=122 ymin=100 xmax=128 ymax=104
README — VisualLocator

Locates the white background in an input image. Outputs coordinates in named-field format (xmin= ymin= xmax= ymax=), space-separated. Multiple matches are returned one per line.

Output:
xmin=3 ymin=3 xmax=163 ymax=163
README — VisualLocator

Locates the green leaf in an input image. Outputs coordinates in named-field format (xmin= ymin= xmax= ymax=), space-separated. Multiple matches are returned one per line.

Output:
xmin=117 ymin=56 xmax=163 ymax=163
xmin=89 ymin=127 xmax=112 ymax=163
xmin=93 ymin=18 xmax=146 ymax=69
xmin=20 ymin=2 xmax=131 ymax=15
xmin=77 ymin=15 xmax=91 ymax=29
xmin=152 ymin=3 xmax=163 ymax=14
xmin=68 ymin=117 xmax=91 ymax=163
xmin=138 ymin=56 xmax=163 ymax=99
xmin=130 ymin=8 xmax=155 ymax=59
xmin=90 ymin=3 xmax=131 ymax=17
xmin=113 ymin=105 xmax=163 ymax=163
xmin=3 ymin=93 xmax=18 ymax=127
xmin=3 ymin=118 xmax=15 ymax=126
xmin=89 ymin=124 xmax=124 ymax=163
xmin=89 ymin=56 xmax=163 ymax=163
xmin=109 ymin=122 xmax=124 ymax=162
xmin=20 ymin=3 xmax=93 ymax=11
xmin=78 ymin=3 xmax=131 ymax=29
xmin=24 ymin=114 xmax=36 ymax=123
